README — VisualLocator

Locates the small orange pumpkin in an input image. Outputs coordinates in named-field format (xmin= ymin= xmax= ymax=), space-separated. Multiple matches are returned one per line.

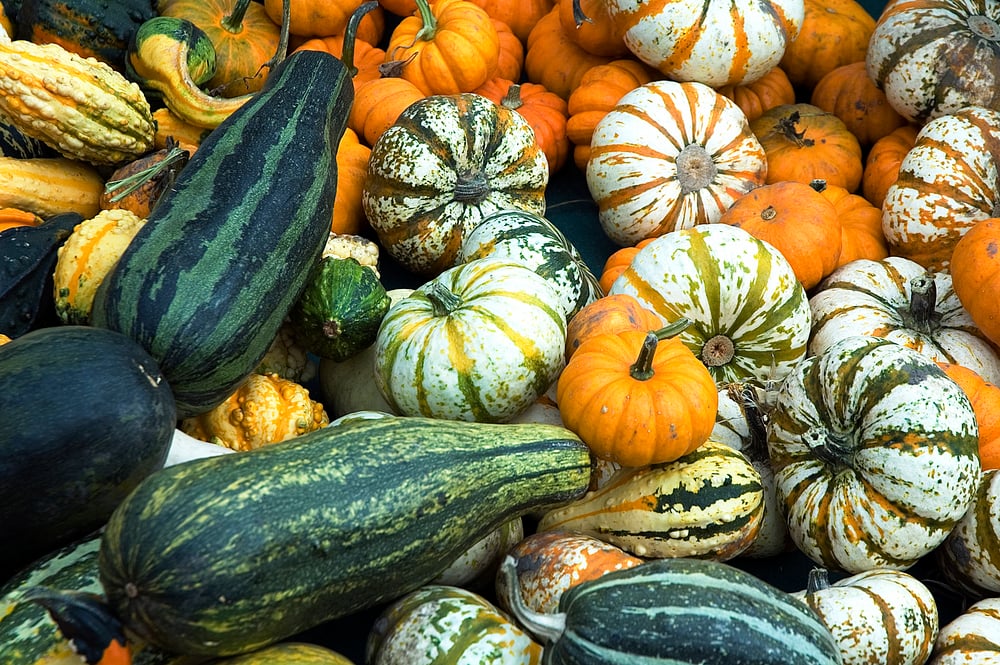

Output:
xmin=597 ymin=236 xmax=656 ymax=293
xmin=525 ymin=7 xmax=614 ymax=101
xmin=565 ymin=292 xmax=663 ymax=360
xmin=716 ymin=66 xmax=796 ymax=123
xmin=780 ymin=0 xmax=876 ymax=89
xmin=294 ymin=33 xmax=387 ymax=93
xmin=812 ymin=179 xmax=888 ymax=267
xmin=556 ymin=318 xmax=719 ymax=467
xmin=492 ymin=18 xmax=524 ymax=82
xmin=938 ymin=362 xmax=1000 ymax=470
xmin=810 ymin=61 xmax=906 ymax=148
xmin=331 ymin=128 xmax=372 ymax=236
xmin=264 ymin=0 xmax=385 ymax=40
xmin=861 ymin=124 xmax=919 ymax=209
xmin=349 ymin=73 xmax=426 ymax=147
xmin=950 ymin=218 xmax=1000 ymax=348
xmin=466 ymin=0 xmax=554 ymax=43
xmin=557 ymin=0 xmax=629 ymax=58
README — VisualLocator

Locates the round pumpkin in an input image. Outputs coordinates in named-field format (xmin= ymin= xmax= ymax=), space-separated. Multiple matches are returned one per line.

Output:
xmin=716 ymin=65 xmax=797 ymax=124
xmin=564 ymin=292 xmax=662 ymax=361
xmin=950 ymin=217 xmax=1000 ymax=347
xmin=938 ymin=362 xmax=1000 ymax=471
xmin=860 ymin=124 xmax=918 ymax=210
xmin=525 ymin=7 xmax=614 ymax=101
xmin=597 ymin=237 xmax=655 ymax=293
xmin=557 ymin=0 xmax=629 ymax=57
xmin=814 ymin=180 xmax=889 ymax=267
xmin=810 ymin=60 xmax=907 ymax=148
xmin=780 ymin=0 xmax=875 ymax=89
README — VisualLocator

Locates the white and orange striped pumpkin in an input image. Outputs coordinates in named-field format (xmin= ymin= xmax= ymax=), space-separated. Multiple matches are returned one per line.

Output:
xmin=936 ymin=469 xmax=1000 ymax=597
xmin=928 ymin=597 xmax=1000 ymax=663
xmin=867 ymin=0 xmax=1000 ymax=123
xmin=605 ymin=0 xmax=805 ymax=87
xmin=586 ymin=79 xmax=767 ymax=247
xmin=881 ymin=105 xmax=1000 ymax=271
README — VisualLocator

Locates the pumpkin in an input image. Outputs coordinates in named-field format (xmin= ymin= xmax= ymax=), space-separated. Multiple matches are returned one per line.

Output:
xmin=385 ymin=0 xmax=500 ymax=96
xmin=151 ymin=107 xmax=212 ymax=153
xmin=928 ymin=597 xmax=1000 ymax=662
xmin=565 ymin=57 xmax=658 ymax=170
xmin=717 ymin=180 xmax=842 ymax=291
xmin=263 ymin=0 xmax=383 ymax=39
xmin=768 ymin=334 xmax=982 ymax=573
xmin=179 ymin=372 xmax=330 ymax=451
xmin=525 ymin=7 xmax=613 ymax=101
xmin=586 ymin=79 xmax=768 ymax=247
xmin=473 ymin=78 xmax=570 ymax=175
xmin=950 ymin=217 xmax=1000 ymax=347
xmin=938 ymin=362 xmax=1000 ymax=470
xmin=867 ymin=0 xmax=1000 ymax=123
xmin=814 ymin=180 xmax=889 ymax=267
xmin=564 ymin=292 xmax=662 ymax=361
xmin=557 ymin=0 xmax=629 ymax=58
xmin=883 ymin=106 xmax=1000 ymax=272
xmin=362 ymin=93 xmax=548 ymax=275
xmin=716 ymin=65 xmax=797 ymax=124
xmin=860 ymin=123 xmax=918 ymax=210
xmin=329 ymin=128 xmax=371 ymax=235
xmin=609 ymin=224 xmax=812 ymax=387
xmin=936 ymin=469 xmax=1000 ymax=597
xmin=604 ymin=0 xmax=805 ymax=87
xmin=349 ymin=74 xmax=427 ymax=148
xmin=293 ymin=32 xmax=387 ymax=93
xmin=750 ymin=103 xmax=863 ymax=192
xmin=596 ymin=237 xmax=655 ymax=293
xmin=492 ymin=18 xmax=524 ymax=82
xmin=810 ymin=60 xmax=907 ymax=148
xmin=159 ymin=0 xmax=280 ymax=96
xmin=796 ymin=567 xmax=939 ymax=665
xmin=465 ymin=0 xmax=553 ymax=43
xmin=809 ymin=256 xmax=1000 ymax=383
xmin=780 ymin=0 xmax=875 ymax=89
xmin=373 ymin=257 xmax=567 ymax=423
xmin=556 ymin=319 xmax=718 ymax=467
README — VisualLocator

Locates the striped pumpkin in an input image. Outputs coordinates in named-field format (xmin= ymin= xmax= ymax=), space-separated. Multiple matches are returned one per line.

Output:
xmin=808 ymin=256 xmax=1000 ymax=384
xmin=928 ymin=597 xmax=1000 ymax=663
xmin=881 ymin=105 xmax=1000 ymax=271
xmin=373 ymin=257 xmax=567 ymax=423
xmin=867 ymin=0 xmax=1000 ymax=123
xmin=609 ymin=223 xmax=811 ymax=386
xmin=768 ymin=335 xmax=982 ymax=573
xmin=936 ymin=469 xmax=1000 ymax=596
xmin=604 ymin=0 xmax=805 ymax=87
xmin=537 ymin=439 xmax=765 ymax=561
xmin=585 ymin=80 xmax=767 ymax=247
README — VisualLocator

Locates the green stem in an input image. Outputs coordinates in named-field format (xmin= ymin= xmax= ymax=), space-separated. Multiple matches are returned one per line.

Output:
xmin=629 ymin=317 xmax=691 ymax=381
xmin=220 ymin=0 xmax=253 ymax=33
xmin=104 ymin=145 xmax=189 ymax=203
xmin=412 ymin=0 xmax=438 ymax=43
xmin=426 ymin=281 xmax=462 ymax=317
xmin=341 ymin=1 xmax=380 ymax=78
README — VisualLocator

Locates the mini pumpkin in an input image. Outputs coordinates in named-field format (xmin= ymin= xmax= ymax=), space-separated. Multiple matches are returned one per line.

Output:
xmin=716 ymin=66 xmax=797 ymax=124
xmin=564 ymin=292 xmax=662 ymax=361
xmin=810 ymin=61 xmax=906 ymax=148
xmin=949 ymin=217 xmax=1000 ymax=347
xmin=938 ymin=362 xmax=1000 ymax=470
xmin=780 ymin=0 xmax=875 ymax=89
xmin=860 ymin=123 xmax=918 ymax=210
xmin=525 ymin=7 xmax=613 ymax=101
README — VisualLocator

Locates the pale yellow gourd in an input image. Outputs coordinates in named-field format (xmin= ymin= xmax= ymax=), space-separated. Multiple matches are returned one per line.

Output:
xmin=0 ymin=156 xmax=105 ymax=219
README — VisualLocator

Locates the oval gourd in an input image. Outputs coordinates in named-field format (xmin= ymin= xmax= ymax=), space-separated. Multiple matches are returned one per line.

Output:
xmin=928 ymin=596 xmax=1000 ymax=663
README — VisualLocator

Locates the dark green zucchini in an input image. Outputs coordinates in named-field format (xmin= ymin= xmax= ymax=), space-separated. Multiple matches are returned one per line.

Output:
xmin=0 ymin=119 xmax=57 ymax=159
xmin=98 ymin=416 xmax=593 ymax=656
xmin=0 ymin=325 xmax=176 ymax=581
xmin=0 ymin=212 xmax=81 ymax=337
xmin=502 ymin=556 xmax=841 ymax=665
xmin=90 ymin=48 xmax=353 ymax=418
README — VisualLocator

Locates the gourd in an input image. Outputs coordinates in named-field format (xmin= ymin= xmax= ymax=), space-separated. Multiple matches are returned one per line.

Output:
xmin=928 ymin=597 xmax=1000 ymax=663
xmin=938 ymin=361 xmax=1000 ymax=470
xmin=433 ymin=516 xmax=523 ymax=589
xmin=95 ymin=416 xmax=593 ymax=655
xmin=950 ymin=217 xmax=1000 ymax=347
xmin=0 ymin=28 xmax=154 ymax=165
xmin=861 ymin=123 xmax=918 ymax=209
xmin=99 ymin=143 xmax=189 ymax=218
xmin=0 ymin=156 xmax=105 ymax=219
xmin=90 ymin=49 xmax=354 ymax=418
xmin=936 ymin=469 xmax=1000 ymax=597
xmin=201 ymin=643 xmax=356 ymax=664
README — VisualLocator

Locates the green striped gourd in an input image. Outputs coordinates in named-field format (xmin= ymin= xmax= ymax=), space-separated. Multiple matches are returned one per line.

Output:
xmin=98 ymin=416 xmax=593 ymax=656
xmin=609 ymin=223 xmax=811 ymax=386
xmin=768 ymin=334 xmax=981 ymax=573
xmin=90 ymin=49 xmax=353 ymax=418
xmin=366 ymin=585 xmax=543 ymax=665
xmin=501 ymin=556 xmax=842 ymax=665
xmin=537 ymin=439 xmax=765 ymax=560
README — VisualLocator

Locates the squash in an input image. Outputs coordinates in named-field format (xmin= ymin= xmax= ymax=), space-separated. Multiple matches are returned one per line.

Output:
xmin=938 ymin=362 xmax=1000 ymax=470
xmin=558 ymin=0 xmax=629 ymax=58
xmin=586 ymin=79 xmax=767 ymax=246
xmin=928 ymin=597 xmax=1000 ymax=663
xmin=373 ymin=258 xmax=566 ymax=423
xmin=433 ymin=516 xmax=523 ymax=589
xmin=950 ymin=217 xmax=1000 ymax=348
xmin=780 ymin=0 xmax=875 ymax=89
xmin=362 ymin=92 xmax=549 ymax=276
xmin=201 ymin=643 xmax=356 ymax=664
xmin=564 ymin=292 xmax=662 ymax=361
xmin=596 ymin=236 xmax=655 ymax=294
xmin=768 ymin=334 xmax=982 ymax=573
xmin=815 ymin=180 xmax=889 ymax=267
xmin=937 ymin=467 xmax=1000 ymax=596
xmin=0 ymin=156 xmax=104 ymax=219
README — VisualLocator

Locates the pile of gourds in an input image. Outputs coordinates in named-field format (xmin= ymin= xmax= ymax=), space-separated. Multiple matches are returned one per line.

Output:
xmin=3 ymin=0 xmax=1000 ymax=662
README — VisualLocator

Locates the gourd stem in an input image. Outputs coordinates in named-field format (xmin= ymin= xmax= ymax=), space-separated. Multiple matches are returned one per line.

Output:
xmin=260 ymin=0 xmax=290 ymax=72
xmin=412 ymin=0 xmax=438 ymax=43
xmin=220 ymin=0 xmax=254 ymax=33
xmin=629 ymin=317 xmax=691 ymax=381
xmin=499 ymin=556 xmax=567 ymax=644
xmin=341 ymin=1 xmax=379 ymax=78
xmin=426 ymin=281 xmax=462 ymax=316
xmin=908 ymin=272 xmax=938 ymax=332
xmin=454 ymin=170 xmax=489 ymax=203
xmin=702 ymin=334 xmax=735 ymax=367
xmin=777 ymin=111 xmax=813 ymax=147
xmin=570 ymin=0 xmax=592 ymax=27
xmin=805 ymin=428 xmax=853 ymax=468
xmin=806 ymin=567 xmax=831 ymax=595
xmin=104 ymin=145 xmax=188 ymax=202
xmin=500 ymin=83 xmax=524 ymax=111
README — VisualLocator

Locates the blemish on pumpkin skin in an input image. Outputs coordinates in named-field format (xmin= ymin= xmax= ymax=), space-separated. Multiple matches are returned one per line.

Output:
xmin=988 ymin=240 xmax=999 ymax=258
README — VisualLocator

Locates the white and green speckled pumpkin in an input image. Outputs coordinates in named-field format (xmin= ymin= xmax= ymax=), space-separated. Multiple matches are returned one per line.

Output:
xmin=768 ymin=334 xmax=981 ymax=573
xmin=586 ymin=80 xmax=767 ymax=247
xmin=936 ymin=469 xmax=1000 ymax=597
xmin=609 ymin=223 xmax=811 ymax=386
xmin=928 ymin=596 xmax=1000 ymax=663
xmin=434 ymin=517 xmax=524 ymax=590
xmin=365 ymin=584 xmax=543 ymax=665
xmin=459 ymin=209 xmax=602 ymax=321
xmin=362 ymin=93 xmax=549 ymax=276
xmin=809 ymin=256 xmax=1000 ymax=384
xmin=374 ymin=257 xmax=566 ymax=423
xmin=796 ymin=568 xmax=939 ymax=665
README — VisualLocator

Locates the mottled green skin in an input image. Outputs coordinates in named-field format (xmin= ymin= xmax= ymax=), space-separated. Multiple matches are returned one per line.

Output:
xmin=90 ymin=49 xmax=353 ymax=418
xmin=99 ymin=417 xmax=593 ymax=657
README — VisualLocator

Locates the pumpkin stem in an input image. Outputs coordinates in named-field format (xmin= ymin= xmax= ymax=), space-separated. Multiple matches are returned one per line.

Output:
xmin=341 ymin=1 xmax=380 ymax=78
xmin=806 ymin=567 xmax=831 ymax=595
xmin=777 ymin=111 xmax=813 ymax=147
xmin=411 ymin=0 xmax=438 ymax=45
xmin=809 ymin=179 xmax=827 ymax=193
xmin=103 ymin=144 xmax=189 ymax=203
xmin=675 ymin=144 xmax=718 ymax=194
xmin=760 ymin=205 xmax=778 ymax=222
xmin=220 ymin=0 xmax=254 ymax=33
xmin=426 ymin=281 xmax=462 ymax=316
xmin=454 ymin=169 xmax=490 ymax=203
xmin=702 ymin=334 xmax=734 ymax=367
xmin=804 ymin=428 xmax=853 ymax=469
xmin=571 ymin=0 xmax=593 ymax=27
xmin=907 ymin=272 xmax=940 ymax=332
xmin=380 ymin=48 xmax=419 ymax=78
xmin=629 ymin=318 xmax=691 ymax=381
xmin=500 ymin=83 xmax=524 ymax=111
xmin=499 ymin=555 xmax=568 ymax=644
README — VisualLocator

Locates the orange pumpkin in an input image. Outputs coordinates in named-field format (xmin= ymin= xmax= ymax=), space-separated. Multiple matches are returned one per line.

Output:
xmin=780 ymin=0 xmax=876 ymax=89
xmin=294 ymin=33 xmax=387 ymax=92
xmin=566 ymin=58 xmax=658 ymax=170
xmin=950 ymin=218 xmax=1000 ymax=347
xmin=938 ymin=362 xmax=1000 ymax=470
xmin=716 ymin=66 xmax=796 ymax=124
xmin=475 ymin=78 xmax=570 ymax=174
xmin=810 ymin=61 xmax=906 ymax=148
xmin=349 ymin=74 xmax=426 ymax=147
xmin=751 ymin=103 xmax=864 ymax=192
xmin=717 ymin=180 xmax=842 ymax=291
xmin=331 ymin=128 xmax=372 ymax=235
xmin=264 ymin=0 xmax=385 ymax=39
xmin=466 ymin=0 xmax=554 ymax=43
xmin=556 ymin=319 xmax=719 ymax=467
xmin=525 ymin=7 xmax=614 ymax=101
xmin=492 ymin=18 xmax=524 ymax=82
xmin=385 ymin=0 xmax=500 ymax=95
xmin=565 ymin=292 xmax=663 ymax=360
xmin=597 ymin=236 xmax=655 ymax=293
xmin=558 ymin=0 xmax=629 ymax=57
xmin=814 ymin=180 xmax=889 ymax=268
xmin=861 ymin=123 xmax=919 ymax=209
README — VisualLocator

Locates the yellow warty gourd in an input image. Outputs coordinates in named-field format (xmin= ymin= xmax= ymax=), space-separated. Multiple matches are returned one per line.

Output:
xmin=0 ymin=156 xmax=105 ymax=218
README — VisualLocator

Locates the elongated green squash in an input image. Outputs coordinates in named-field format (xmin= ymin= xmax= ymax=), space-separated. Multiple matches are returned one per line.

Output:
xmin=98 ymin=416 xmax=593 ymax=656
xmin=90 ymin=48 xmax=352 ymax=418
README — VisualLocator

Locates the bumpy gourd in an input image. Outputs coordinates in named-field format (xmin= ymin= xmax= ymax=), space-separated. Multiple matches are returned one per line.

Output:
xmin=0 ymin=29 xmax=155 ymax=165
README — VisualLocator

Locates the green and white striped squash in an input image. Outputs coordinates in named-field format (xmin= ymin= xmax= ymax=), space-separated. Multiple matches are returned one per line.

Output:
xmin=501 ymin=555 xmax=842 ymax=665
xmin=363 ymin=93 xmax=549 ymax=276
xmin=609 ymin=223 xmax=811 ymax=386
xmin=809 ymin=256 xmax=1000 ymax=383
xmin=585 ymin=79 xmax=767 ymax=247
xmin=537 ymin=439 xmax=765 ymax=561
xmin=928 ymin=596 xmax=1000 ymax=663
xmin=459 ymin=209 xmax=603 ymax=321
xmin=365 ymin=585 xmax=543 ymax=665
xmin=768 ymin=334 xmax=982 ymax=573
xmin=867 ymin=0 xmax=1000 ymax=123
xmin=936 ymin=469 xmax=1000 ymax=597
xmin=795 ymin=568 xmax=939 ymax=665
xmin=374 ymin=257 xmax=567 ymax=423
xmin=880 ymin=105 xmax=1000 ymax=271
